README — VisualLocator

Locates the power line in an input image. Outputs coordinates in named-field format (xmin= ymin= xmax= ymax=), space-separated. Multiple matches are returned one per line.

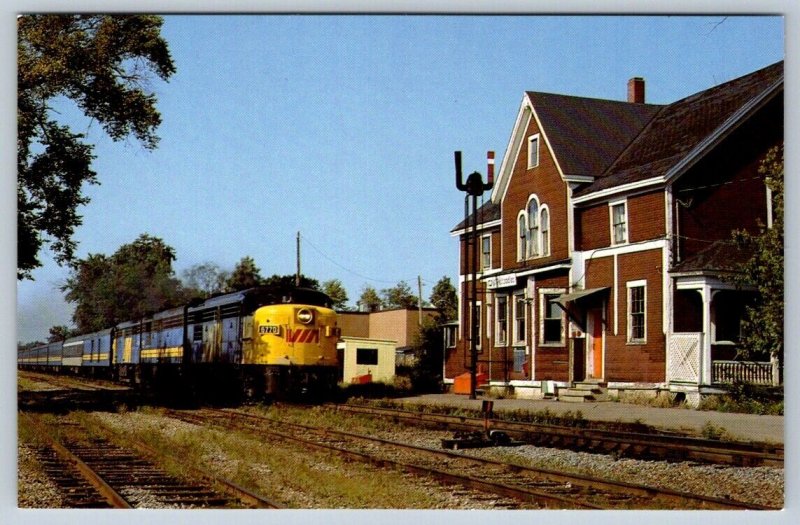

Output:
xmin=298 ymin=233 xmax=432 ymax=286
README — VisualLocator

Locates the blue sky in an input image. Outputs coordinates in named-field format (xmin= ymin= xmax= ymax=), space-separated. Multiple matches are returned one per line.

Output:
xmin=15 ymin=14 xmax=785 ymax=342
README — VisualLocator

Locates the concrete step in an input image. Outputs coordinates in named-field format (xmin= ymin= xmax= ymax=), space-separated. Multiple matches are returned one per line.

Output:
xmin=558 ymin=382 xmax=610 ymax=402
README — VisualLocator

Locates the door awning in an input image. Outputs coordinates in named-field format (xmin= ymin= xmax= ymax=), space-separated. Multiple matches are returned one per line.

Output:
xmin=552 ymin=287 xmax=609 ymax=331
xmin=553 ymin=287 xmax=609 ymax=309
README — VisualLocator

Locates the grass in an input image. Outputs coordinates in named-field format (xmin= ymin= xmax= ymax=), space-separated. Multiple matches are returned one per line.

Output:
xmin=86 ymin=407 xmax=452 ymax=508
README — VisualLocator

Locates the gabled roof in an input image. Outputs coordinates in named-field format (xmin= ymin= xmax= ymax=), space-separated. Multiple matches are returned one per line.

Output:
xmin=491 ymin=90 xmax=660 ymax=202
xmin=574 ymin=60 xmax=784 ymax=198
xmin=451 ymin=199 xmax=500 ymax=233
xmin=525 ymin=92 xmax=661 ymax=179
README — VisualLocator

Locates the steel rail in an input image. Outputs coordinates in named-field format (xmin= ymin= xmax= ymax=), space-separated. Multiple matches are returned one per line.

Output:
xmin=20 ymin=412 xmax=132 ymax=509
xmin=89 ymin=416 xmax=284 ymax=509
xmin=192 ymin=408 xmax=774 ymax=510
xmin=169 ymin=409 xmax=595 ymax=509
xmin=332 ymin=403 xmax=784 ymax=467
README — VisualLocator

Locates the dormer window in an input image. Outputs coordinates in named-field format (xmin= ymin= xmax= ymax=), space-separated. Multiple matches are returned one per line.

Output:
xmin=527 ymin=134 xmax=540 ymax=169
xmin=610 ymin=200 xmax=628 ymax=245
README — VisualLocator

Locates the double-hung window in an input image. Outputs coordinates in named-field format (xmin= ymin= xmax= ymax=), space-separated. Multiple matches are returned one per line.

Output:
xmin=528 ymin=134 xmax=540 ymax=168
xmin=627 ymin=281 xmax=646 ymax=343
xmin=496 ymin=296 xmax=508 ymax=346
xmin=518 ymin=214 xmax=527 ymax=261
xmin=611 ymin=201 xmax=628 ymax=245
xmin=481 ymin=234 xmax=492 ymax=270
xmin=513 ymin=294 xmax=527 ymax=344
xmin=540 ymin=207 xmax=550 ymax=256
xmin=527 ymin=199 xmax=539 ymax=257
xmin=542 ymin=293 xmax=563 ymax=344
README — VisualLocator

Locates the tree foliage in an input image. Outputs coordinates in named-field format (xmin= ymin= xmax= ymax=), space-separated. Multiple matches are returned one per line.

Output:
xmin=48 ymin=325 xmax=76 ymax=342
xmin=226 ymin=256 xmax=264 ymax=292
xmin=730 ymin=145 xmax=783 ymax=363
xmin=18 ymin=15 xmax=175 ymax=279
xmin=429 ymin=276 xmax=458 ymax=322
xmin=381 ymin=281 xmax=418 ymax=309
xmin=181 ymin=262 xmax=229 ymax=297
xmin=357 ymin=285 xmax=383 ymax=312
xmin=62 ymin=234 xmax=186 ymax=332
xmin=261 ymin=274 xmax=320 ymax=293
xmin=322 ymin=279 xmax=350 ymax=310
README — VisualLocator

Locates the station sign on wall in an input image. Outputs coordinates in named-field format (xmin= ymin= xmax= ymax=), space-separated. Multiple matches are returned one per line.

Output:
xmin=485 ymin=274 xmax=517 ymax=290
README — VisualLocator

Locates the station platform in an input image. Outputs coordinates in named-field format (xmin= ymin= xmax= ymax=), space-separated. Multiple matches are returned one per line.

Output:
xmin=395 ymin=393 xmax=784 ymax=445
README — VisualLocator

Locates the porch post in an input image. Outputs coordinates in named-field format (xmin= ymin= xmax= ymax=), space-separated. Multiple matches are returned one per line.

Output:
xmin=699 ymin=285 xmax=713 ymax=385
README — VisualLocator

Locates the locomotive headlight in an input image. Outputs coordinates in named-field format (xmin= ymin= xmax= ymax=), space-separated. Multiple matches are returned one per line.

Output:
xmin=296 ymin=308 xmax=314 ymax=324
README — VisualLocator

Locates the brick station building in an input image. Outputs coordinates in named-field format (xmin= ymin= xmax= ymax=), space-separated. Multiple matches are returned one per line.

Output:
xmin=446 ymin=61 xmax=783 ymax=405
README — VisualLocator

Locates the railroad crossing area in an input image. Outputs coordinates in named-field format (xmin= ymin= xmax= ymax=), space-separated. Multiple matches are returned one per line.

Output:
xmin=396 ymin=394 xmax=784 ymax=445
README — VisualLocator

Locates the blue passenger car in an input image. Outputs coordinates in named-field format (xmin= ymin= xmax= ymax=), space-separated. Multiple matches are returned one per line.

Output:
xmin=82 ymin=328 xmax=114 ymax=370
xmin=114 ymin=318 xmax=151 ymax=384
xmin=141 ymin=307 xmax=186 ymax=365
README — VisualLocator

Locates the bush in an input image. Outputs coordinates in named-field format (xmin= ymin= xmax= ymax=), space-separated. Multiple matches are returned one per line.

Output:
xmin=698 ymin=382 xmax=783 ymax=415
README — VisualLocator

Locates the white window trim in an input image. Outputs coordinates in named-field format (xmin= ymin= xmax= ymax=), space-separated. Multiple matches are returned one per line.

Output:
xmin=539 ymin=204 xmax=550 ymax=256
xmin=517 ymin=211 xmax=528 ymax=262
xmin=495 ymin=294 xmax=509 ymax=347
xmin=481 ymin=234 xmax=492 ymax=271
xmin=539 ymin=288 xmax=566 ymax=346
xmin=473 ymin=300 xmax=482 ymax=350
xmin=519 ymin=194 xmax=552 ymax=261
xmin=513 ymin=292 xmax=527 ymax=345
xmin=626 ymin=280 xmax=647 ymax=344
xmin=527 ymin=133 xmax=540 ymax=169
xmin=609 ymin=199 xmax=629 ymax=246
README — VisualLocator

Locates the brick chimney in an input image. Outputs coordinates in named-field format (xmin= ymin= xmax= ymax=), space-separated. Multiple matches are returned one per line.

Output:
xmin=628 ymin=77 xmax=645 ymax=103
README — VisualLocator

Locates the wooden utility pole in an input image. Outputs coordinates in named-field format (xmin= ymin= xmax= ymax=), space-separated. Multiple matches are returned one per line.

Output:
xmin=418 ymin=275 xmax=424 ymax=327
xmin=296 ymin=231 xmax=301 ymax=287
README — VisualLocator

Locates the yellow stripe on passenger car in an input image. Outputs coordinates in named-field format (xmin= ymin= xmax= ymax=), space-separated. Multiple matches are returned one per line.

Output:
xmin=140 ymin=347 xmax=183 ymax=359
xmin=82 ymin=353 xmax=110 ymax=361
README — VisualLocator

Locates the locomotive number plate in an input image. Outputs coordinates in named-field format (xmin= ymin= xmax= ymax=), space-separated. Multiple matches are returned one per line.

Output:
xmin=259 ymin=325 xmax=281 ymax=335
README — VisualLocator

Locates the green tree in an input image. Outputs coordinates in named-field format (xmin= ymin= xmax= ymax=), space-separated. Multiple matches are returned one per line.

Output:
xmin=62 ymin=234 xmax=186 ymax=332
xmin=47 ymin=325 xmax=75 ymax=342
xmin=381 ymin=281 xmax=418 ymax=309
xmin=261 ymin=274 xmax=320 ymax=293
xmin=429 ymin=276 xmax=458 ymax=322
xmin=226 ymin=256 xmax=264 ymax=292
xmin=18 ymin=15 xmax=175 ymax=279
xmin=357 ymin=285 xmax=383 ymax=312
xmin=730 ymin=145 xmax=784 ymax=366
xmin=182 ymin=262 xmax=229 ymax=297
xmin=322 ymin=279 xmax=350 ymax=310
xmin=409 ymin=317 xmax=445 ymax=392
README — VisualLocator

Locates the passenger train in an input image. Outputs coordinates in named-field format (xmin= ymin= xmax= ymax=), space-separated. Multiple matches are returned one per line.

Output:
xmin=18 ymin=286 xmax=341 ymax=400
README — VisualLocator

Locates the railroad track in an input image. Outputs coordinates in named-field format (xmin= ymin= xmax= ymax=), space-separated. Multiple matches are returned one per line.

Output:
xmin=332 ymin=403 xmax=784 ymax=467
xmin=165 ymin=407 xmax=774 ymax=510
xmin=19 ymin=411 xmax=282 ymax=509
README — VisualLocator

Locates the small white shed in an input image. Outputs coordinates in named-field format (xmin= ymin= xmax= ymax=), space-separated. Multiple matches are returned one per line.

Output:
xmin=338 ymin=337 xmax=397 ymax=384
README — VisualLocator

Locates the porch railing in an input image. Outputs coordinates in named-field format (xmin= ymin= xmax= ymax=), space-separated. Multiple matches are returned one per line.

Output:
xmin=712 ymin=360 xmax=775 ymax=386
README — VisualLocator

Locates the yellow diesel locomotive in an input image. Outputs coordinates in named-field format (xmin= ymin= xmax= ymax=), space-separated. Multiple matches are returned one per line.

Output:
xmin=244 ymin=287 xmax=341 ymax=398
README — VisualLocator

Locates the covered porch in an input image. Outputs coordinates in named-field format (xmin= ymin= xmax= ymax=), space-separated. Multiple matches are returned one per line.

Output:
xmin=667 ymin=274 xmax=779 ymax=395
